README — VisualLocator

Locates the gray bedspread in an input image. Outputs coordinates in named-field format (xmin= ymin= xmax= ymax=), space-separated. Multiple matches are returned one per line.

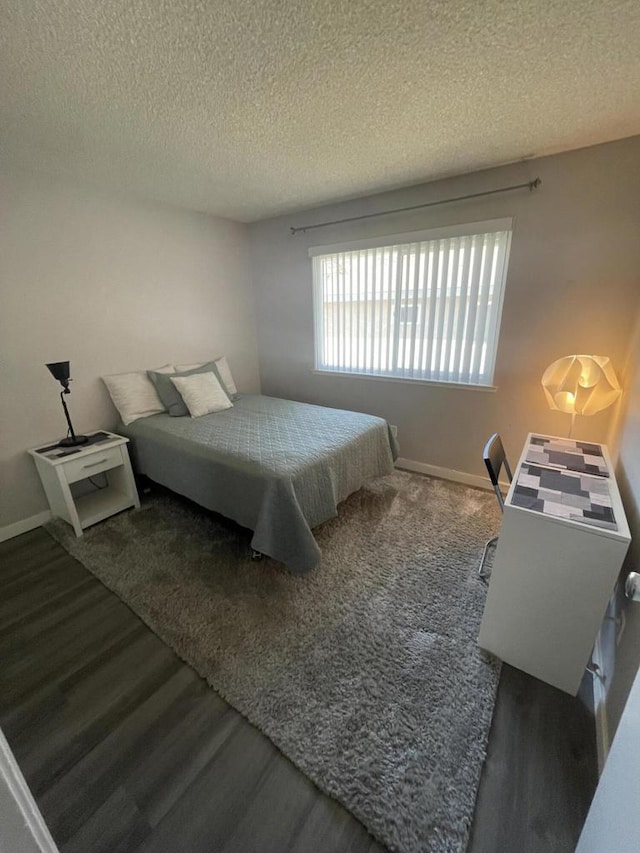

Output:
xmin=120 ymin=394 xmax=398 ymax=573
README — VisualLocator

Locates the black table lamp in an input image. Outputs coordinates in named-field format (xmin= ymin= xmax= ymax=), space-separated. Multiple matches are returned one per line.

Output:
xmin=46 ymin=361 xmax=88 ymax=447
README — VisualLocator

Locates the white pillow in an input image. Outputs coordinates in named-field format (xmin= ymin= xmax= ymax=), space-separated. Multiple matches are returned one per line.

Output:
xmin=174 ymin=356 xmax=238 ymax=398
xmin=174 ymin=362 xmax=206 ymax=371
xmin=102 ymin=364 xmax=174 ymax=425
xmin=214 ymin=356 xmax=237 ymax=397
xmin=170 ymin=372 xmax=233 ymax=418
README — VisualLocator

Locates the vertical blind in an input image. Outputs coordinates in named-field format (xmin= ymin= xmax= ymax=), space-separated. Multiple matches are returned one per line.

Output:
xmin=311 ymin=220 xmax=512 ymax=386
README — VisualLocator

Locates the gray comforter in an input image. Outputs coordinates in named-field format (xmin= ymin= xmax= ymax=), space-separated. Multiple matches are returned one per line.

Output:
xmin=121 ymin=394 xmax=398 ymax=573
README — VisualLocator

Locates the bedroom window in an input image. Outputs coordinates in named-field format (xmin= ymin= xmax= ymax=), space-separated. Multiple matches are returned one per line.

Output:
xmin=311 ymin=218 xmax=512 ymax=386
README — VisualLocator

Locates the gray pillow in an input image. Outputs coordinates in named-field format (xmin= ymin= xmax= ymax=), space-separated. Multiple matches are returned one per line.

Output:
xmin=147 ymin=361 xmax=231 ymax=416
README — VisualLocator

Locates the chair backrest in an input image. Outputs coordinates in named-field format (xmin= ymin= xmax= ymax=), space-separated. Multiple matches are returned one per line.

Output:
xmin=483 ymin=433 xmax=513 ymax=512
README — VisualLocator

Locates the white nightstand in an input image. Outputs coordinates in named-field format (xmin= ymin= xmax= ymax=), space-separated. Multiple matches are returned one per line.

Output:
xmin=29 ymin=431 xmax=140 ymax=537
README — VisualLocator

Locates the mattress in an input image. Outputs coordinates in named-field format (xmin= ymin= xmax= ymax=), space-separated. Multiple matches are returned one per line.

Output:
xmin=120 ymin=394 xmax=398 ymax=573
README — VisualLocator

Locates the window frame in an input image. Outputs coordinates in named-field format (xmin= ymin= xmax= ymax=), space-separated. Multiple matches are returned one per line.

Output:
xmin=309 ymin=218 xmax=513 ymax=388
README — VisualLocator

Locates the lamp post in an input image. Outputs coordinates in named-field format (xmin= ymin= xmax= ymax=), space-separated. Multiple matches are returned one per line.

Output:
xmin=45 ymin=362 xmax=88 ymax=447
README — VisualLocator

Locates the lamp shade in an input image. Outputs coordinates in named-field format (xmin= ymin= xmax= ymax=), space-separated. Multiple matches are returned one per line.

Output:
xmin=46 ymin=361 xmax=71 ymax=388
xmin=541 ymin=355 xmax=621 ymax=416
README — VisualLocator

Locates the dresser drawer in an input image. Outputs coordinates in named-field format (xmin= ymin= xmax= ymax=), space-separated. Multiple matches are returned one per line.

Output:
xmin=64 ymin=446 xmax=123 ymax=484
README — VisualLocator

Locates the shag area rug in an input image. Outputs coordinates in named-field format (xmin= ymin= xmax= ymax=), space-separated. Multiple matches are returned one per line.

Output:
xmin=48 ymin=470 xmax=501 ymax=853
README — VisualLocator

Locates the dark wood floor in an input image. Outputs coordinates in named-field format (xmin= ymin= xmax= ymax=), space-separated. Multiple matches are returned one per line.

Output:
xmin=0 ymin=528 xmax=597 ymax=853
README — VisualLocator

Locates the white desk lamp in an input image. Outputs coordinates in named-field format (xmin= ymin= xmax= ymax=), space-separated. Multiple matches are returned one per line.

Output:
xmin=541 ymin=354 xmax=621 ymax=438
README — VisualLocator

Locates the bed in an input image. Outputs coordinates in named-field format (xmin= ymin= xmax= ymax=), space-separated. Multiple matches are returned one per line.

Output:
xmin=120 ymin=394 xmax=399 ymax=573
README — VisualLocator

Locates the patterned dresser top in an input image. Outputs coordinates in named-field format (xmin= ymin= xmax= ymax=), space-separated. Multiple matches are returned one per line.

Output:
xmin=512 ymin=461 xmax=617 ymax=531
xmin=525 ymin=435 xmax=608 ymax=477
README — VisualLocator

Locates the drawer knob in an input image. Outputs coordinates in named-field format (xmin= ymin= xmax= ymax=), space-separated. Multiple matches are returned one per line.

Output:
xmin=625 ymin=572 xmax=640 ymax=602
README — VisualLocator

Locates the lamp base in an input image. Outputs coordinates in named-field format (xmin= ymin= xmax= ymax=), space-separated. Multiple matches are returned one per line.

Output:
xmin=58 ymin=435 xmax=89 ymax=447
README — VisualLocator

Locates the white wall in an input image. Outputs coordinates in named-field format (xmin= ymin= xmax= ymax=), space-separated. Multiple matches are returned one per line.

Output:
xmin=576 ymin=664 xmax=640 ymax=853
xmin=249 ymin=136 xmax=640 ymax=476
xmin=603 ymin=306 xmax=640 ymax=738
xmin=0 ymin=170 xmax=260 ymax=529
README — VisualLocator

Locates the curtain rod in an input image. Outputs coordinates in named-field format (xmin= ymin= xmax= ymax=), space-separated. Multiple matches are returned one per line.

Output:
xmin=290 ymin=177 xmax=541 ymax=235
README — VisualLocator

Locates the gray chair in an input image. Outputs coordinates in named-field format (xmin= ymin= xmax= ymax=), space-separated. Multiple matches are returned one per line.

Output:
xmin=478 ymin=433 xmax=513 ymax=579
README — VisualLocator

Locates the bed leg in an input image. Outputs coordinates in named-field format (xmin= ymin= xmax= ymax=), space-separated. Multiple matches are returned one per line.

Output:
xmin=251 ymin=550 xmax=264 ymax=561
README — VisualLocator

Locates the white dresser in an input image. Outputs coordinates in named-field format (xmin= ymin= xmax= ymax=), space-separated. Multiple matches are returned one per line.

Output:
xmin=478 ymin=433 xmax=631 ymax=695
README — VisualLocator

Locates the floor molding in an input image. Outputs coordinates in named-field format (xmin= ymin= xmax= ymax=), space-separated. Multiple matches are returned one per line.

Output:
xmin=6 ymin=466 xmax=500 ymax=541
xmin=395 ymin=457 xmax=509 ymax=491
xmin=0 ymin=728 xmax=60 ymax=852
xmin=0 ymin=510 xmax=52 ymax=544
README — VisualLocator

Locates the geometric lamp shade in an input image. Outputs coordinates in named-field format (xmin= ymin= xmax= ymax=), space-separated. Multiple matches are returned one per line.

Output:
xmin=541 ymin=354 xmax=621 ymax=417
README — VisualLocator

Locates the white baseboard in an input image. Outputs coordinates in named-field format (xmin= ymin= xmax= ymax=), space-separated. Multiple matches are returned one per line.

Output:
xmin=0 ymin=728 xmax=60 ymax=852
xmin=0 ymin=510 xmax=52 ymax=543
xmin=395 ymin=457 xmax=510 ymax=492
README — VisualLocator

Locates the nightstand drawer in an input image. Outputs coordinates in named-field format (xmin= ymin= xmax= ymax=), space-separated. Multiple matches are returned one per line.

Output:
xmin=64 ymin=446 xmax=123 ymax=483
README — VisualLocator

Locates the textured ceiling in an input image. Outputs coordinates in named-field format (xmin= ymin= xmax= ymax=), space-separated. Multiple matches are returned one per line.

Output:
xmin=1 ymin=0 xmax=639 ymax=221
